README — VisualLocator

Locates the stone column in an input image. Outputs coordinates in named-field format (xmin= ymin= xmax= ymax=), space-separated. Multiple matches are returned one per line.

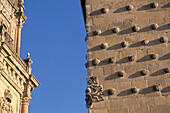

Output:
xmin=16 ymin=0 xmax=24 ymax=56
xmin=21 ymin=97 xmax=30 ymax=113
xmin=21 ymin=83 xmax=32 ymax=113
xmin=16 ymin=24 xmax=23 ymax=56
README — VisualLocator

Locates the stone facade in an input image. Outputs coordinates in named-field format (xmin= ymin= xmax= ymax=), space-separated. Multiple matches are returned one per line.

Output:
xmin=81 ymin=0 xmax=170 ymax=113
xmin=0 ymin=0 xmax=39 ymax=113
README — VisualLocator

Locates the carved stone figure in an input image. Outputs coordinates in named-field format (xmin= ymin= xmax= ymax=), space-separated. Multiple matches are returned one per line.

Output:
xmin=4 ymin=89 xmax=13 ymax=103
xmin=85 ymin=76 xmax=103 ymax=108
xmin=0 ymin=89 xmax=13 ymax=113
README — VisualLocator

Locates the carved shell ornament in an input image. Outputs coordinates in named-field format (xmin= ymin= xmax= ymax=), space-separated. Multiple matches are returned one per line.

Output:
xmin=85 ymin=76 xmax=103 ymax=108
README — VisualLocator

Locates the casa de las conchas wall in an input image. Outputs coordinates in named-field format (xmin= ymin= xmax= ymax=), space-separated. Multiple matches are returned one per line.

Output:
xmin=0 ymin=0 xmax=39 ymax=113
xmin=81 ymin=0 xmax=170 ymax=113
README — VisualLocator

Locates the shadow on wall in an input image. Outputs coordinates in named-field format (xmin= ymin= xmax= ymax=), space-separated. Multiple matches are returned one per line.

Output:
xmin=137 ymin=4 xmax=153 ymax=11
xmin=90 ymin=9 xmax=103 ymax=16
xmin=116 ymin=57 xmax=129 ymax=64
xmin=107 ymin=43 xmax=122 ymax=50
xmin=99 ymin=29 xmax=114 ymax=36
xmin=117 ymin=88 xmax=133 ymax=96
xmin=113 ymin=7 xmax=128 ymax=13
xmin=128 ymin=71 xmax=144 ymax=78
xmin=87 ymin=23 xmax=169 ymax=38
xmin=157 ymin=24 xmax=170 ymax=31
xmin=105 ymin=73 xmax=119 ymax=80
xmin=159 ymin=53 xmax=170 ymax=60
xmin=139 ymin=86 xmax=158 ymax=95
xmin=162 ymin=3 xmax=170 ymax=8
xmin=136 ymin=55 xmax=152 ymax=62
xmin=161 ymin=86 xmax=170 ymax=93
xmin=138 ymin=26 xmax=152 ymax=33
xmin=87 ymin=45 xmax=102 ymax=52
xmin=150 ymin=69 xmax=166 ymax=76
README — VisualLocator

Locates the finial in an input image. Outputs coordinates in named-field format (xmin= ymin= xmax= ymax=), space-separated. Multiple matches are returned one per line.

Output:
xmin=27 ymin=52 xmax=30 ymax=58
xmin=24 ymin=52 xmax=33 ymax=67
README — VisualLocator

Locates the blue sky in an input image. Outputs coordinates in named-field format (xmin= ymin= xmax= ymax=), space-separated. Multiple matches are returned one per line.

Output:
xmin=20 ymin=0 xmax=87 ymax=113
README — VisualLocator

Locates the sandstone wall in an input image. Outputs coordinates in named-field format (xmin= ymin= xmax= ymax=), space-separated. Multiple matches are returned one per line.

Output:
xmin=83 ymin=0 xmax=170 ymax=113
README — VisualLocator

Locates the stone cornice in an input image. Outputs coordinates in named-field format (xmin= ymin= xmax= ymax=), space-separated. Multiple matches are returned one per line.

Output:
xmin=0 ymin=42 xmax=40 ymax=90
xmin=1 ymin=42 xmax=27 ymax=72
xmin=29 ymin=74 xmax=40 ymax=90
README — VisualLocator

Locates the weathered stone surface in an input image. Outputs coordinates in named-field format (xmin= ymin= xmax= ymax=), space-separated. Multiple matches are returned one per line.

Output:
xmin=150 ymin=105 xmax=170 ymax=113
xmin=109 ymin=108 xmax=128 ymax=113
xmin=81 ymin=0 xmax=170 ymax=112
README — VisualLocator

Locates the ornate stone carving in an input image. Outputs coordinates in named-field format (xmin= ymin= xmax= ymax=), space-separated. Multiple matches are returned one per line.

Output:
xmin=85 ymin=76 xmax=103 ymax=108
xmin=0 ymin=97 xmax=13 ymax=113
xmin=0 ymin=89 xmax=13 ymax=113
xmin=4 ymin=89 xmax=13 ymax=103
xmin=22 ymin=97 xmax=30 ymax=105
xmin=2 ymin=59 xmax=24 ymax=90
xmin=24 ymin=53 xmax=33 ymax=67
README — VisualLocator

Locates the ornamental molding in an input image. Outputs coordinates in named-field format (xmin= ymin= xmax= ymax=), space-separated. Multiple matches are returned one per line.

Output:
xmin=85 ymin=76 xmax=103 ymax=108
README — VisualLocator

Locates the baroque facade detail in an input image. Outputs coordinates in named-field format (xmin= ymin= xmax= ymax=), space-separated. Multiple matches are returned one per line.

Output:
xmin=0 ymin=0 xmax=39 ymax=113
xmin=0 ymin=89 xmax=13 ymax=113
xmin=85 ymin=76 xmax=103 ymax=108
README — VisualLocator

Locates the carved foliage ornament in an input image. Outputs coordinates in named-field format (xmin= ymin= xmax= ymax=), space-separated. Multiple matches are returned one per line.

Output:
xmin=85 ymin=76 xmax=103 ymax=108
xmin=0 ymin=89 xmax=13 ymax=113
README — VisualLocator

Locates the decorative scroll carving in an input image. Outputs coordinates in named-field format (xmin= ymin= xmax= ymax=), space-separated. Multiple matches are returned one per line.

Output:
xmin=4 ymin=89 xmax=13 ymax=103
xmin=0 ymin=89 xmax=13 ymax=113
xmin=85 ymin=76 xmax=103 ymax=108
